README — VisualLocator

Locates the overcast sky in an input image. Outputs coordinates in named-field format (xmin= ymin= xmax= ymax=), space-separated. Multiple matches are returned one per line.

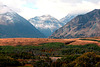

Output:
xmin=0 ymin=0 xmax=100 ymax=20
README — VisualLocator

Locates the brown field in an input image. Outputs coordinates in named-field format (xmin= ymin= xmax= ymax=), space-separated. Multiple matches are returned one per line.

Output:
xmin=0 ymin=37 xmax=100 ymax=46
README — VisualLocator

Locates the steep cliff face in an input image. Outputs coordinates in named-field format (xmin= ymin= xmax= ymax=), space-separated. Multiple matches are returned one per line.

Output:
xmin=0 ymin=5 xmax=45 ymax=38
xmin=49 ymin=9 xmax=100 ymax=38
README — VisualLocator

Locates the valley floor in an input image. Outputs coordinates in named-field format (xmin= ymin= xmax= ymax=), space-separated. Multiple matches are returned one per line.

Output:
xmin=0 ymin=37 xmax=100 ymax=67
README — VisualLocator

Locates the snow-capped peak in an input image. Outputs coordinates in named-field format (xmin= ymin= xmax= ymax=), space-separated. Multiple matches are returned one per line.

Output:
xmin=29 ymin=15 xmax=64 ymax=37
xmin=41 ymin=15 xmax=51 ymax=17
xmin=34 ymin=15 xmax=55 ymax=21
xmin=0 ymin=5 xmax=14 ymax=14
xmin=0 ymin=5 xmax=19 ymax=25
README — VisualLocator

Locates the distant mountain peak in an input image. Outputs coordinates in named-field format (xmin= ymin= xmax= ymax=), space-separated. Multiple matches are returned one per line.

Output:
xmin=29 ymin=15 xmax=64 ymax=37
xmin=41 ymin=15 xmax=51 ymax=17
xmin=34 ymin=15 xmax=56 ymax=21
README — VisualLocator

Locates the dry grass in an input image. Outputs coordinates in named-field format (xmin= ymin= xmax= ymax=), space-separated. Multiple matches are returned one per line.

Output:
xmin=0 ymin=38 xmax=67 ymax=46
xmin=0 ymin=38 xmax=100 ymax=46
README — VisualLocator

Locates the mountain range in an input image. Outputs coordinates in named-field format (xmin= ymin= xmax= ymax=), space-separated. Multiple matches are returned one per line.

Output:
xmin=49 ymin=9 xmax=100 ymax=38
xmin=0 ymin=5 xmax=45 ymax=38
xmin=1 ymin=5 xmax=100 ymax=39
xmin=29 ymin=15 xmax=76 ymax=37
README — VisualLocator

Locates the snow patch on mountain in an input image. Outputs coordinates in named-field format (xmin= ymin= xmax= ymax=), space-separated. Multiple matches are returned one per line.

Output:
xmin=0 ymin=5 xmax=14 ymax=14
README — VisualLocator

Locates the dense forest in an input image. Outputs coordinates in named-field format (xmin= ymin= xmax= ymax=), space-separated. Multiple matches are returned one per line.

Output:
xmin=0 ymin=42 xmax=100 ymax=67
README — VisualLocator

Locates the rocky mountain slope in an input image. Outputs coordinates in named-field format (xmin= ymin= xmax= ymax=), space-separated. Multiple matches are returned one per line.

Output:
xmin=49 ymin=9 xmax=100 ymax=38
xmin=0 ymin=5 xmax=45 ymax=38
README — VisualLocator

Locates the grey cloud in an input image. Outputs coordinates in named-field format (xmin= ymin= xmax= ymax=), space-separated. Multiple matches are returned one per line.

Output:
xmin=61 ymin=0 xmax=100 ymax=3
xmin=84 ymin=0 xmax=99 ymax=3
xmin=61 ymin=0 xmax=82 ymax=3
xmin=23 ymin=0 xmax=37 ymax=4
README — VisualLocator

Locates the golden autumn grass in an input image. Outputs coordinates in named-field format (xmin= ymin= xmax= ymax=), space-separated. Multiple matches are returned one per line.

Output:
xmin=0 ymin=37 xmax=100 ymax=46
